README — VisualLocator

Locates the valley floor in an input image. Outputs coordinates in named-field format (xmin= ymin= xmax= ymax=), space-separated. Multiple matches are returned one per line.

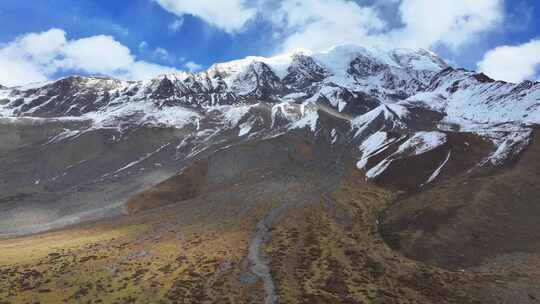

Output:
xmin=1 ymin=168 xmax=539 ymax=304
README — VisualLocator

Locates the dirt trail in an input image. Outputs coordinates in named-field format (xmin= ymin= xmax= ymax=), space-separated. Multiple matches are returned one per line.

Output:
xmin=247 ymin=202 xmax=291 ymax=304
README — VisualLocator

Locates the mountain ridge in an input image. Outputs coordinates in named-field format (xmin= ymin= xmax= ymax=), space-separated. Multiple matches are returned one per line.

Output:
xmin=0 ymin=45 xmax=537 ymax=197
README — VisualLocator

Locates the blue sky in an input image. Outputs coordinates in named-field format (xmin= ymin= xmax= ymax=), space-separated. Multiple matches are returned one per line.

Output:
xmin=0 ymin=0 xmax=539 ymax=86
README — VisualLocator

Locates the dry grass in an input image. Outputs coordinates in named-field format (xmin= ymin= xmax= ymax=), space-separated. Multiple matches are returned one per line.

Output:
xmin=264 ymin=170 xmax=503 ymax=304
xmin=0 ymin=193 xmax=273 ymax=304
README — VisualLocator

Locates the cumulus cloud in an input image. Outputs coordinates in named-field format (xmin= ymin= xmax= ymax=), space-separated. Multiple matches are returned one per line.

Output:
xmin=478 ymin=39 xmax=540 ymax=83
xmin=59 ymin=35 xmax=135 ymax=74
xmin=0 ymin=29 xmax=181 ymax=86
xmin=117 ymin=61 xmax=180 ymax=80
xmin=270 ymin=0 xmax=504 ymax=52
xmin=392 ymin=0 xmax=504 ymax=50
xmin=16 ymin=28 xmax=67 ymax=65
xmin=272 ymin=0 xmax=386 ymax=52
xmin=152 ymin=0 xmax=256 ymax=33
xmin=151 ymin=0 xmax=504 ymax=54
xmin=0 ymin=50 xmax=49 ymax=85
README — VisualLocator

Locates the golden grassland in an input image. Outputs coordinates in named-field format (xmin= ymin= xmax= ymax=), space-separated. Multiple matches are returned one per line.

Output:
xmin=0 ymin=196 xmax=276 ymax=304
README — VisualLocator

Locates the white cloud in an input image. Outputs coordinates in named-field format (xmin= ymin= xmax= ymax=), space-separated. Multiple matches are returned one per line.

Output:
xmin=150 ymin=0 xmax=504 ymax=53
xmin=17 ymin=28 xmax=67 ymax=65
xmin=273 ymin=0 xmax=386 ymax=52
xmin=169 ymin=18 xmax=184 ymax=32
xmin=0 ymin=29 xmax=67 ymax=86
xmin=117 ymin=61 xmax=180 ymax=80
xmin=59 ymin=35 xmax=135 ymax=74
xmin=0 ymin=50 xmax=49 ymax=86
xmin=391 ymin=0 xmax=504 ymax=50
xmin=0 ymin=29 xmax=181 ymax=86
xmin=184 ymin=61 xmax=203 ymax=72
xmin=152 ymin=0 xmax=256 ymax=33
xmin=478 ymin=39 xmax=540 ymax=83
xmin=269 ymin=0 xmax=504 ymax=53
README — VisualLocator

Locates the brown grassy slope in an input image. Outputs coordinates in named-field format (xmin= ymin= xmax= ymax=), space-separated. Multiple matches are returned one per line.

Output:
xmin=265 ymin=170 xmax=513 ymax=304
xmin=126 ymin=159 xmax=209 ymax=214
xmin=380 ymin=128 xmax=540 ymax=269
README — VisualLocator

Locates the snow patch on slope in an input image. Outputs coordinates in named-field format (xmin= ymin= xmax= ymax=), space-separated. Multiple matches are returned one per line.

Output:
xmin=422 ymin=150 xmax=452 ymax=186
xmin=239 ymin=121 xmax=253 ymax=137
xmin=290 ymin=103 xmax=319 ymax=132
xmin=485 ymin=130 xmax=532 ymax=165
xmin=397 ymin=131 xmax=447 ymax=156
xmin=362 ymin=131 xmax=447 ymax=179
xmin=357 ymin=132 xmax=392 ymax=169
xmin=211 ymin=104 xmax=254 ymax=128
xmin=112 ymin=143 xmax=171 ymax=175
xmin=84 ymin=101 xmax=199 ymax=130
xmin=330 ymin=129 xmax=338 ymax=144
xmin=351 ymin=104 xmax=410 ymax=137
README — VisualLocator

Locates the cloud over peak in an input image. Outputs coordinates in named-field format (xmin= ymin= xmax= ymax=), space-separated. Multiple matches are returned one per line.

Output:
xmin=152 ymin=0 xmax=504 ymax=54
xmin=478 ymin=39 xmax=540 ymax=83
xmin=390 ymin=0 xmax=504 ymax=50
xmin=0 ymin=29 xmax=180 ymax=86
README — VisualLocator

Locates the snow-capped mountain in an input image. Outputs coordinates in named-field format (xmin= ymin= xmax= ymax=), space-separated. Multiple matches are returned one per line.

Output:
xmin=0 ymin=44 xmax=539 ymax=236
xmin=0 ymin=45 xmax=447 ymax=118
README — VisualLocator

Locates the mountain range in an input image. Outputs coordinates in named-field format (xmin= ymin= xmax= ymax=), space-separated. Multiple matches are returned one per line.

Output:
xmin=0 ymin=45 xmax=539 ymax=303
